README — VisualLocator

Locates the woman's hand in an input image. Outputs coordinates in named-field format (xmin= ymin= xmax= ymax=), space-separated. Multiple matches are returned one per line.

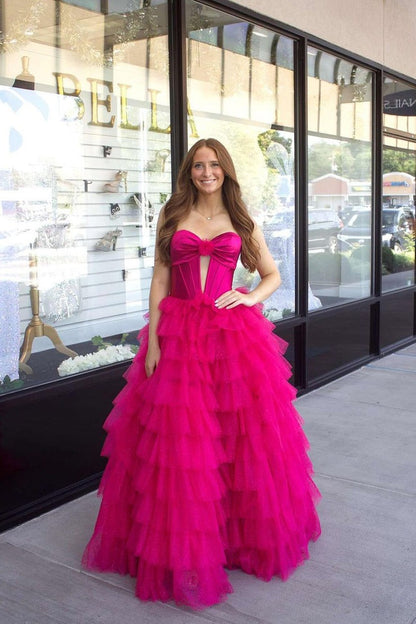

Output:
xmin=215 ymin=289 xmax=258 ymax=310
xmin=145 ymin=342 xmax=161 ymax=377
xmin=215 ymin=224 xmax=281 ymax=309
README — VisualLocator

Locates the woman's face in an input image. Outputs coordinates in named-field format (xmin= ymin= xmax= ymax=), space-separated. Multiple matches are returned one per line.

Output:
xmin=190 ymin=146 xmax=225 ymax=198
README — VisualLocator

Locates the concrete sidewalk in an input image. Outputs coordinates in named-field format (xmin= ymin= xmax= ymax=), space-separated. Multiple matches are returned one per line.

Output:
xmin=0 ymin=344 xmax=415 ymax=624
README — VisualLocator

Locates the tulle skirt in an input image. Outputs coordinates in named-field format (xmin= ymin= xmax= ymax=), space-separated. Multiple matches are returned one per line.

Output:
xmin=82 ymin=293 xmax=321 ymax=609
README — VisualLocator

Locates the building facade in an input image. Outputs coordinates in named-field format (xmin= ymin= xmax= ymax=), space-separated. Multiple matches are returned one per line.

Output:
xmin=0 ymin=0 xmax=415 ymax=530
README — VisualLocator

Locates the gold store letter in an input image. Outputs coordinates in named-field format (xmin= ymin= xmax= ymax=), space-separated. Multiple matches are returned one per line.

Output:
xmin=52 ymin=72 xmax=84 ymax=119
xmin=187 ymin=100 xmax=199 ymax=139
xmin=52 ymin=73 xmax=199 ymax=136
xmin=148 ymin=89 xmax=199 ymax=138
xmin=87 ymin=78 xmax=116 ymax=128
xmin=118 ymin=83 xmax=140 ymax=130
xmin=53 ymin=72 xmax=81 ymax=97
xmin=148 ymin=89 xmax=170 ymax=133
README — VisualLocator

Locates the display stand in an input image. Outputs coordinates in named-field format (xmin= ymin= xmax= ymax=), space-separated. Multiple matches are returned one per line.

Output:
xmin=19 ymin=249 xmax=78 ymax=374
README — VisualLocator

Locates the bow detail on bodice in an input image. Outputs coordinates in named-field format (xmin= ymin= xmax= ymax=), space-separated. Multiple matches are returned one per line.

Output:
xmin=170 ymin=229 xmax=242 ymax=300
xmin=198 ymin=239 xmax=215 ymax=257
xmin=171 ymin=230 xmax=241 ymax=268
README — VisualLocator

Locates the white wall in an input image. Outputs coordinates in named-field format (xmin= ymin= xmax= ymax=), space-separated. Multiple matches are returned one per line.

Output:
xmin=239 ymin=0 xmax=416 ymax=79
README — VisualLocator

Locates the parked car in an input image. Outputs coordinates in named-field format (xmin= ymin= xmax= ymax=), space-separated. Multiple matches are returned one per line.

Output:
xmin=337 ymin=207 xmax=414 ymax=251
xmin=308 ymin=209 xmax=343 ymax=253
xmin=263 ymin=209 xmax=343 ymax=253
xmin=382 ymin=208 xmax=414 ymax=251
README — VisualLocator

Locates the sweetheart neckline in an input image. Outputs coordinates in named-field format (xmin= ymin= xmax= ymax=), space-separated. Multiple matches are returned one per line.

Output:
xmin=173 ymin=229 xmax=240 ymax=242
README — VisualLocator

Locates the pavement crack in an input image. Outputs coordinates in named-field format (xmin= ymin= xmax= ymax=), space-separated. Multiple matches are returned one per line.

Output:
xmin=315 ymin=472 xmax=416 ymax=498
xmin=182 ymin=603 xmax=268 ymax=624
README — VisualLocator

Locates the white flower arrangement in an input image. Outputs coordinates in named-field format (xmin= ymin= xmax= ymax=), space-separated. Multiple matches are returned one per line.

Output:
xmin=58 ymin=344 xmax=136 ymax=377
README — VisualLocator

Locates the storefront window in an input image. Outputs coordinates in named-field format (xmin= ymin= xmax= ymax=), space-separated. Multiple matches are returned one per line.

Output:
xmin=382 ymin=77 xmax=416 ymax=292
xmin=307 ymin=47 xmax=373 ymax=310
xmin=0 ymin=0 xmax=170 ymax=393
xmin=186 ymin=0 xmax=296 ymax=321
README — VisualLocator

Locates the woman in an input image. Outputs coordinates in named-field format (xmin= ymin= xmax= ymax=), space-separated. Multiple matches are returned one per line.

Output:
xmin=82 ymin=138 xmax=321 ymax=609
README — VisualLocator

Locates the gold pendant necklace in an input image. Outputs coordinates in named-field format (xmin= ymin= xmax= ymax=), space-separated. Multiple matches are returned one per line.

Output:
xmin=195 ymin=206 xmax=223 ymax=221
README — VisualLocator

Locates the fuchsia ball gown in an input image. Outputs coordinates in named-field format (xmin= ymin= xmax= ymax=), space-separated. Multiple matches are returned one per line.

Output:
xmin=82 ymin=229 xmax=321 ymax=609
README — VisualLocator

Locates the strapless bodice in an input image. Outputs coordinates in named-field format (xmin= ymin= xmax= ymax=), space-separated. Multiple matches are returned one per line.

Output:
xmin=170 ymin=229 xmax=241 ymax=300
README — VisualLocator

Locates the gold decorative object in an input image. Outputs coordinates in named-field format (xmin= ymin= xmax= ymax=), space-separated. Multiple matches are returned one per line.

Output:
xmin=12 ymin=56 xmax=35 ymax=90
xmin=19 ymin=249 xmax=77 ymax=375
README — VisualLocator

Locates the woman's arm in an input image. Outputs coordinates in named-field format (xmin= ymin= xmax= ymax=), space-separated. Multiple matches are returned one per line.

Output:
xmin=145 ymin=213 xmax=170 ymax=377
xmin=215 ymin=223 xmax=281 ymax=309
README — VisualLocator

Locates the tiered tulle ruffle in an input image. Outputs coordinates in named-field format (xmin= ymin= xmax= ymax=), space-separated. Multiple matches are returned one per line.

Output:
xmin=82 ymin=293 xmax=321 ymax=608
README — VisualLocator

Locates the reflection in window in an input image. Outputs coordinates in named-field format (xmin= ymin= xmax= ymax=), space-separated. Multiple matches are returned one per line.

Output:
xmin=275 ymin=36 xmax=294 ymax=70
xmin=0 ymin=0 xmax=171 ymax=390
xmin=317 ymin=52 xmax=337 ymax=83
xmin=349 ymin=212 xmax=371 ymax=228
xmin=64 ymin=0 xmax=101 ymax=9
xmin=249 ymin=27 xmax=275 ymax=63
xmin=308 ymin=47 xmax=373 ymax=310
xmin=188 ymin=26 xmax=218 ymax=45
xmin=186 ymin=0 xmax=296 ymax=321
xmin=382 ymin=77 xmax=416 ymax=292
xmin=223 ymin=23 xmax=249 ymax=55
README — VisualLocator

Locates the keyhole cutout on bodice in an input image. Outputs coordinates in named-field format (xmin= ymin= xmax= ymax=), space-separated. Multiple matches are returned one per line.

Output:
xmin=200 ymin=255 xmax=211 ymax=293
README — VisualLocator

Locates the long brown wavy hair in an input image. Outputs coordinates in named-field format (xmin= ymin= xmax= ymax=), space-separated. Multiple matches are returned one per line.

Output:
xmin=158 ymin=138 xmax=260 ymax=271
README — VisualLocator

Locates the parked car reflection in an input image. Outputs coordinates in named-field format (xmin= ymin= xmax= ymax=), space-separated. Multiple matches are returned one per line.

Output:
xmin=382 ymin=208 xmax=414 ymax=251
xmin=337 ymin=207 xmax=415 ymax=252
xmin=265 ymin=208 xmax=343 ymax=253
xmin=308 ymin=209 xmax=343 ymax=253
